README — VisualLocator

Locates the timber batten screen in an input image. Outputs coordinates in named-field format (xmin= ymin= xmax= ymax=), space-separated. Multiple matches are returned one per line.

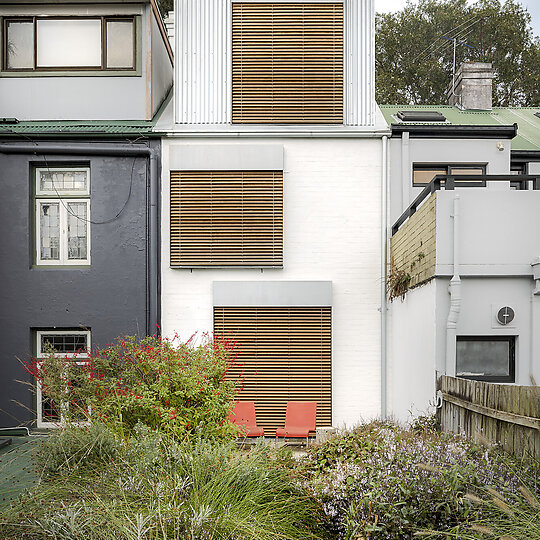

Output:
xmin=170 ymin=171 xmax=283 ymax=267
xmin=232 ymin=3 xmax=344 ymax=124
xmin=214 ymin=306 xmax=332 ymax=434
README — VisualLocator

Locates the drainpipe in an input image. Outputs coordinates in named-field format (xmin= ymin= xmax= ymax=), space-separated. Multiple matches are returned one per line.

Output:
xmin=401 ymin=131 xmax=410 ymax=215
xmin=530 ymin=257 xmax=540 ymax=385
xmin=0 ymin=142 xmax=160 ymax=335
xmin=381 ymin=135 xmax=389 ymax=419
xmin=445 ymin=194 xmax=461 ymax=376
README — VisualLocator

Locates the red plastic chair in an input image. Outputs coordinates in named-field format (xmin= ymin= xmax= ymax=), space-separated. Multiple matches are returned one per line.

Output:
xmin=228 ymin=401 xmax=264 ymax=437
xmin=275 ymin=401 xmax=316 ymax=444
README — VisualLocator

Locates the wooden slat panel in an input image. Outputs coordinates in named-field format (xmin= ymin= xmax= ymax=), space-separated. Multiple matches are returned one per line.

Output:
xmin=214 ymin=307 xmax=332 ymax=435
xmin=232 ymin=3 xmax=344 ymax=124
xmin=170 ymin=171 xmax=283 ymax=267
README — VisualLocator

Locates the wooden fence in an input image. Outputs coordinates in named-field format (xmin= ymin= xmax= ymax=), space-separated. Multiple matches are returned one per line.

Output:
xmin=439 ymin=376 xmax=540 ymax=459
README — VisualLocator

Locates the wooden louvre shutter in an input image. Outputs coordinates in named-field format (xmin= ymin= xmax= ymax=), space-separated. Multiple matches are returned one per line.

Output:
xmin=170 ymin=171 xmax=283 ymax=267
xmin=232 ymin=3 xmax=344 ymax=124
xmin=214 ymin=306 xmax=332 ymax=434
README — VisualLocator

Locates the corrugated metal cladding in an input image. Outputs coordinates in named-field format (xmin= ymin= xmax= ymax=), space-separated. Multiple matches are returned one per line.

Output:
xmin=175 ymin=0 xmax=375 ymax=126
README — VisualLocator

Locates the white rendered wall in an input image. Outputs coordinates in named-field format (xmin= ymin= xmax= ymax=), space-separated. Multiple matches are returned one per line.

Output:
xmin=388 ymin=280 xmax=437 ymax=424
xmin=161 ymin=137 xmax=383 ymax=426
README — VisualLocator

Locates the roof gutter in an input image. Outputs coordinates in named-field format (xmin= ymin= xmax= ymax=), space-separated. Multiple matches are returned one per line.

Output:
xmin=390 ymin=123 xmax=518 ymax=139
xmin=0 ymin=142 xmax=160 ymax=336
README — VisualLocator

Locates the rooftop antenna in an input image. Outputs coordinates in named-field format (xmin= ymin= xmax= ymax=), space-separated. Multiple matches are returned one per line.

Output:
xmin=442 ymin=35 xmax=475 ymax=101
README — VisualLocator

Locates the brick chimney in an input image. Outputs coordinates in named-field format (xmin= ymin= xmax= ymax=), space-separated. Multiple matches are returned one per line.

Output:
xmin=447 ymin=62 xmax=494 ymax=110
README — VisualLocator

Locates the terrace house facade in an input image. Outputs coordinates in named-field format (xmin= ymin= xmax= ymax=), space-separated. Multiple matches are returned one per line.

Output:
xmin=381 ymin=63 xmax=540 ymax=421
xmin=0 ymin=0 xmax=173 ymax=427
xmin=157 ymin=0 xmax=389 ymax=434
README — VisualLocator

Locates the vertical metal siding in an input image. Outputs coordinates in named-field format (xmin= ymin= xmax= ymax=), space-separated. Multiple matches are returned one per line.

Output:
xmin=176 ymin=0 xmax=231 ymax=124
xmin=345 ymin=0 xmax=374 ymax=125
xmin=175 ymin=0 xmax=374 ymax=126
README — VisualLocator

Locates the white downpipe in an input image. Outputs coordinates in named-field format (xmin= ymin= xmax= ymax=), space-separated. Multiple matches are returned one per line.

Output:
xmin=445 ymin=194 xmax=461 ymax=376
xmin=381 ymin=135 xmax=388 ymax=419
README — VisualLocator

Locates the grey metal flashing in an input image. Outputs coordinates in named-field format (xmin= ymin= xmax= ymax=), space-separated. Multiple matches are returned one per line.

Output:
xmin=169 ymin=144 xmax=284 ymax=171
xmin=213 ymin=281 xmax=333 ymax=307
xmin=390 ymin=123 xmax=518 ymax=139
xmin=0 ymin=141 xmax=160 ymax=334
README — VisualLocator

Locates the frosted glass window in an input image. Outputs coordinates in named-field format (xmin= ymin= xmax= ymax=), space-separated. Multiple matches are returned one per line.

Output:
xmin=456 ymin=337 xmax=515 ymax=382
xmin=67 ymin=203 xmax=88 ymax=260
xmin=6 ymin=21 xmax=34 ymax=69
xmin=40 ymin=202 xmax=60 ymax=260
xmin=39 ymin=169 xmax=88 ymax=194
xmin=37 ymin=19 xmax=101 ymax=67
xmin=106 ymin=20 xmax=134 ymax=68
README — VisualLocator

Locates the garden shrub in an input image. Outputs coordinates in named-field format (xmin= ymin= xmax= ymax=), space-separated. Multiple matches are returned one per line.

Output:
xmin=25 ymin=334 xmax=242 ymax=441
xmin=302 ymin=422 xmax=537 ymax=539
xmin=1 ymin=429 xmax=328 ymax=540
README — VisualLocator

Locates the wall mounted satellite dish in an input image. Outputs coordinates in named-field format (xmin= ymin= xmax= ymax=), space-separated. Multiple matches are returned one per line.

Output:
xmin=496 ymin=306 xmax=514 ymax=325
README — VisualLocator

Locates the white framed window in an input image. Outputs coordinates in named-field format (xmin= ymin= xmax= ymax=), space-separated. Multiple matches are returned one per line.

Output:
xmin=36 ymin=329 xmax=91 ymax=428
xmin=35 ymin=167 xmax=91 ymax=266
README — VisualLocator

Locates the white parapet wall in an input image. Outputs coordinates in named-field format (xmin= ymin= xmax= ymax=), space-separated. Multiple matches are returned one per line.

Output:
xmin=161 ymin=137 xmax=383 ymax=426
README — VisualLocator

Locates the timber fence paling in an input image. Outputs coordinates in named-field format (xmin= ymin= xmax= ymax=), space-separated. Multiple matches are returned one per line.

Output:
xmin=439 ymin=376 xmax=540 ymax=460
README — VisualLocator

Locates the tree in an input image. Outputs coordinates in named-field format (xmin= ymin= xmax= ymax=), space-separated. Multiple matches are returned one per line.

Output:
xmin=156 ymin=0 xmax=173 ymax=16
xmin=376 ymin=0 xmax=540 ymax=106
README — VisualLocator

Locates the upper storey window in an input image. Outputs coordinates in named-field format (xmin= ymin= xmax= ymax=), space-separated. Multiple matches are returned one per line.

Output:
xmin=3 ymin=17 xmax=135 ymax=71
xmin=232 ymin=3 xmax=344 ymax=124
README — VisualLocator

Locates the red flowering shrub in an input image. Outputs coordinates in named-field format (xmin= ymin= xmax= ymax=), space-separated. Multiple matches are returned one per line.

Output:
xmin=25 ymin=334 xmax=243 ymax=440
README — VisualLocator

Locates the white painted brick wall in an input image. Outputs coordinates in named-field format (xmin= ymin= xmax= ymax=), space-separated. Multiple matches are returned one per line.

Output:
xmin=161 ymin=138 xmax=383 ymax=426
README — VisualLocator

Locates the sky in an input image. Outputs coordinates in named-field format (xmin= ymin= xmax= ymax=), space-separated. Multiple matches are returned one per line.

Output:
xmin=375 ymin=0 xmax=540 ymax=37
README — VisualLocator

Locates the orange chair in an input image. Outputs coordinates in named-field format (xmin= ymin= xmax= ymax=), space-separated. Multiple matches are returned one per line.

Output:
xmin=275 ymin=401 xmax=316 ymax=444
xmin=228 ymin=401 xmax=264 ymax=437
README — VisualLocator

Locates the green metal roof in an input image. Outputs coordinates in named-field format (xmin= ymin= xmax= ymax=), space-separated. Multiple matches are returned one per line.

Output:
xmin=379 ymin=105 xmax=540 ymax=152
xmin=0 ymin=120 xmax=158 ymax=138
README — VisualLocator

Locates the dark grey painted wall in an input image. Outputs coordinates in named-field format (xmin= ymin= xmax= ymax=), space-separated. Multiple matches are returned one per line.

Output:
xmin=0 ymin=138 xmax=160 ymax=427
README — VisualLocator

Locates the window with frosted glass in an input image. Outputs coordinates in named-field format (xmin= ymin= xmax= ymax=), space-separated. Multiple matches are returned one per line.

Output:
xmin=67 ymin=203 xmax=88 ymax=260
xmin=35 ymin=167 xmax=90 ymax=265
xmin=37 ymin=19 xmax=101 ymax=68
xmin=39 ymin=202 xmax=60 ymax=260
xmin=106 ymin=20 xmax=134 ymax=69
xmin=5 ymin=20 xmax=34 ymax=69
xmin=3 ymin=17 xmax=135 ymax=71
xmin=456 ymin=336 xmax=515 ymax=383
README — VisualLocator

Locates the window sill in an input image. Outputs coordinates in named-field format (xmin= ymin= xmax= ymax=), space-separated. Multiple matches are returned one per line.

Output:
xmin=32 ymin=264 xmax=91 ymax=270
xmin=170 ymin=265 xmax=284 ymax=270
xmin=0 ymin=69 xmax=140 ymax=78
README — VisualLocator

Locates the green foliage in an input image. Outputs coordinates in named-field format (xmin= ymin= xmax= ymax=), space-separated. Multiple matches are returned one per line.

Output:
xmin=302 ymin=422 xmax=539 ymax=539
xmin=1 ymin=425 xmax=328 ymax=540
xmin=156 ymin=0 xmax=173 ymax=15
xmin=376 ymin=0 xmax=540 ymax=106
xmin=27 ymin=334 xmax=242 ymax=441
xmin=37 ymin=422 xmax=123 ymax=477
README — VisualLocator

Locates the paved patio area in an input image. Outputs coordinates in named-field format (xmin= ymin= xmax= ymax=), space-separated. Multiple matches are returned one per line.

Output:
xmin=0 ymin=431 xmax=44 ymax=509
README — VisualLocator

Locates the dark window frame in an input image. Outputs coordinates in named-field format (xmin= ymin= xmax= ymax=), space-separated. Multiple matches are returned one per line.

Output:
xmin=2 ymin=16 xmax=136 ymax=72
xmin=456 ymin=335 xmax=516 ymax=383
xmin=412 ymin=164 xmax=487 ymax=188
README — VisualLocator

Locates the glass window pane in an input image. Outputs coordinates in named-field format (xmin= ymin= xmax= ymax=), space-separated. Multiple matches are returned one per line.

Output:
xmin=37 ymin=19 xmax=101 ymax=68
xmin=40 ymin=202 xmax=60 ymax=260
xmin=39 ymin=170 xmax=88 ymax=194
xmin=67 ymin=203 xmax=88 ymax=260
xmin=42 ymin=333 xmax=87 ymax=353
xmin=456 ymin=339 xmax=510 ymax=378
xmin=413 ymin=169 xmax=446 ymax=185
xmin=6 ymin=21 xmax=34 ymax=69
xmin=106 ymin=20 xmax=134 ymax=68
